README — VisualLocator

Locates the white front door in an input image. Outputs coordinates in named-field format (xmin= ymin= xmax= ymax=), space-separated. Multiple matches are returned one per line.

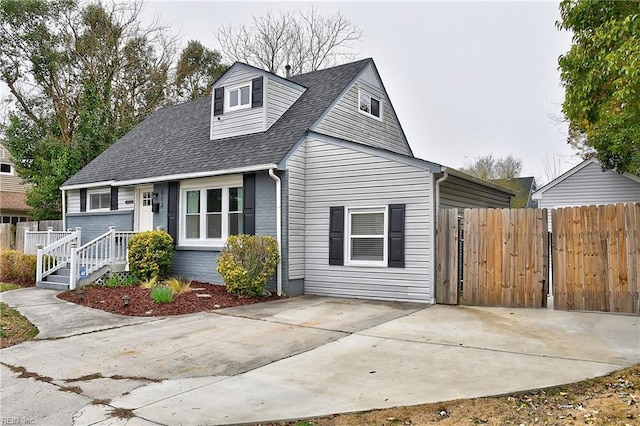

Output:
xmin=135 ymin=186 xmax=154 ymax=231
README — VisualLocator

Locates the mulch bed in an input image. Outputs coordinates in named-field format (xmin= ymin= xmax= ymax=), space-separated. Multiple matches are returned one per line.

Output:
xmin=57 ymin=282 xmax=282 ymax=317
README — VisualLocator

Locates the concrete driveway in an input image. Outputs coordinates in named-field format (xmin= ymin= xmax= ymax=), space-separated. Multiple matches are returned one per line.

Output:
xmin=1 ymin=288 xmax=638 ymax=426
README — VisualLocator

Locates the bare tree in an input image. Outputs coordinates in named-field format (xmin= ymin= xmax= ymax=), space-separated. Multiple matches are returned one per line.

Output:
xmin=460 ymin=154 xmax=523 ymax=181
xmin=216 ymin=5 xmax=363 ymax=76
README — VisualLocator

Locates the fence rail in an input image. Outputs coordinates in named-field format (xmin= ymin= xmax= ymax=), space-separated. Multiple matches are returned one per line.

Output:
xmin=36 ymin=230 xmax=81 ymax=283
xmin=74 ymin=228 xmax=135 ymax=289
xmin=25 ymin=228 xmax=76 ymax=254
xmin=552 ymin=203 xmax=639 ymax=314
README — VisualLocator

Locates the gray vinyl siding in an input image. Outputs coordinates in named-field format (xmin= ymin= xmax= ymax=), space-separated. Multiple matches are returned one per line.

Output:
xmin=537 ymin=161 xmax=640 ymax=232
xmin=66 ymin=211 xmax=134 ymax=245
xmin=537 ymin=161 xmax=640 ymax=208
xmin=287 ymin=142 xmax=306 ymax=280
xmin=303 ymin=137 xmax=433 ymax=303
xmin=439 ymin=176 xmax=512 ymax=210
xmin=66 ymin=187 xmax=134 ymax=214
xmin=211 ymin=68 xmax=265 ymax=140
xmin=314 ymin=76 xmax=411 ymax=156
xmin=266 ymin=78 xmax=304 ymax=128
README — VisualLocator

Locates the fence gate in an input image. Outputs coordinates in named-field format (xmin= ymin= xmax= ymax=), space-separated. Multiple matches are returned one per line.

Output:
xmin=436 ymin=208 xmax=549 ymax=308
xmin=552 ymin=204 xmax=639 ymax=314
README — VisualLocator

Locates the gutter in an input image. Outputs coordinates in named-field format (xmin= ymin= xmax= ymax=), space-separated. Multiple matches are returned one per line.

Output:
xmin=433 ymin=170 xmax=449 ymax=304
xmin=268 ymin=168 xmax=283 ymax=296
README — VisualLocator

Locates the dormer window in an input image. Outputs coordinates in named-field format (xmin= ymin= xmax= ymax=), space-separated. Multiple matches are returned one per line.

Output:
xmin=227 ymin=84 xmax=251 ymax=111
xmin=358 ymin=89 xmax=382 ymax=120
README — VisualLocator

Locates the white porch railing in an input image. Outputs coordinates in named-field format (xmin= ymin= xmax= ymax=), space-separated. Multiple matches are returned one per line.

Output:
xmin=25 ymin=227 xmax=76 ymax=254
xmin=72 ymin=227 xmax=136 ymax=289
xmin=36 ymin=229 xmax=82 ymax=283
xmin=35 ymin=227 xmax=138 ymax=289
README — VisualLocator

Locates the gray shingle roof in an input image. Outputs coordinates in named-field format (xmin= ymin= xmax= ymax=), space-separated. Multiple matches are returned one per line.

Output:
xmin=63 ymin=58 xmax=371 ymax=186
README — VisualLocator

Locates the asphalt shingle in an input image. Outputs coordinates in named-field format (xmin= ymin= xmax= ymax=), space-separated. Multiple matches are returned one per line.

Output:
xmin=63 ymin=59 xmax=371 ymax=186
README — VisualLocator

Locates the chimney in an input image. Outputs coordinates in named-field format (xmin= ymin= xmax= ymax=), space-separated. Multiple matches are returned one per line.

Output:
xmin=285 ymin=64 xmax=291 ymax=78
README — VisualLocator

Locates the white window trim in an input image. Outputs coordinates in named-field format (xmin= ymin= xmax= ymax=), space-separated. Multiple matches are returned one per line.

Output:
xmin=345 ymin=206 xmax=388 ymax=267
xmin=357 ymin=88 xmax=383 ymax=121
xmin=87 ymin=188 xmax=111 ymax=212
xmin=226 ymin=83 xmax=252 ymax=112
xmin=179 ymin=175 xmax=243 ymax=247
xmin=0 ymin=162 xmax=13 ymax=175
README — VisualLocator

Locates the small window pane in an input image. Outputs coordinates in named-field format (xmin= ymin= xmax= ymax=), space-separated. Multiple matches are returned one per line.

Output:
xmin=229 ymin=89 xmax=239 ymax=107
xmin=207 ymin=214 xmax=222 ymax=238
xmin=351 ymin=212 xmax=384 ymax=235
xmin=240 ymin=86 xmax=250 ymax=105
xmin=371 ymin=98 xmax=380 ymax=117
xmin=143 ymin=191 xmax=152 ymax=207
xmin=186 ymin=215 xmax=200 ymax=238
xmin=229 ymin=213 xmax=243 ymax=235
xmin=351 ymin=238 xmax=384 ymax=261
xmin=90 ymin=194 xmax=100 ymax=209
xmin=359 ymin=93 xmax=370 ymax=113
xmin=229 ymin=187 xmax=243 ymax=212
xmin=186 ymin=191 xmax=200 ymax=214
xmin=207 ymin=189 xmax=222 ymax=213
xmin=0 ymin=163 xmax=11 ymax=173
xmin=100 ymin=193 xmax=110 ymax=208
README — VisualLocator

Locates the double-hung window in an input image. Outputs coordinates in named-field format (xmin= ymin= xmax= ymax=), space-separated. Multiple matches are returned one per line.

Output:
xmin=181 ymin=177 xmax=243 ymax=246
xmin=347 ymin=207 xmax=387 ymax=265
xmin=358 ymin=88 xmax=382 ymax=120
xmin=88 ymin=189 xmax=111 ymax=212
xmin=227 ymin=84 xmax=251 ymax=111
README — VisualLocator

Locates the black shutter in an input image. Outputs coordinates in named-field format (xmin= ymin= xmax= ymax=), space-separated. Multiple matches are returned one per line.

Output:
xmin=213 ymin=87 xmax=224 ymax=116
xmin=243 ymin=173 xmax=256 ymax=235
xmin=329 ymin=206 xmax=345 ymax=266
xmin=167 ymin=181 xmax=178 ymax=244
xmin=388 ymin=204 xmax=405 ymax=268
xmin=80 ymin=188 xmax=87 ymax=212
xmin=251 ymin=76 xmax=263 ymax=108
xmin=110 ymin=187 xmax=118 ymax=211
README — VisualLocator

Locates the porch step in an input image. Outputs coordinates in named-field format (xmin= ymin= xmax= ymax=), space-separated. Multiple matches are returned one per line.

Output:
xmin=36 ymin=281 xmax=69 ymax=291
xmin=36 ymin=267 xmax=71 ymax=291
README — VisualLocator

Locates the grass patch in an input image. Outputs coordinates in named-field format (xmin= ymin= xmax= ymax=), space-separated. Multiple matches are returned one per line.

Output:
xmin=0 ymin=282 xmax=21 ymax=292
xmin=0 ymin=302 xmax=38 ymax=348
xmin=274 ymin=364 xmax=640 ymax=426
xmin=109 ymin=407 xmax=136 ymax=420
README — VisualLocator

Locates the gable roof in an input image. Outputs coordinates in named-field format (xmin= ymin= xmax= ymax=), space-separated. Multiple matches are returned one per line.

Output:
xmin=62 ymin=58 xmax=372 ymax=188
xmin=532 ymin=158 xmax=640 ymax=200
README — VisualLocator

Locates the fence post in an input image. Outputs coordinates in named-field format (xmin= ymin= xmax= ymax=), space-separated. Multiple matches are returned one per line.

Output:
xmin=69 ymin=241 xmax=77 ymax=290
xmin=36 ymin=244 xmax=43 ymax=283
xmin=46 ymin=226 xmax=53 ymax=246
xmin=109 ymin=226 xmax=116 ymax=265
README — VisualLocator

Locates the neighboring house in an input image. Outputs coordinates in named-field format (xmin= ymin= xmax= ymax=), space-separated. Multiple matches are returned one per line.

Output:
xmin=491 ymin=177 xmax=538 ymax=208
xmin=61 ymin=59 xmax=513 ymax=303
xmin=532 ymin=158 xmax=640 ymax=231
xmin=0 ymin=143 xmax=32 ymax=224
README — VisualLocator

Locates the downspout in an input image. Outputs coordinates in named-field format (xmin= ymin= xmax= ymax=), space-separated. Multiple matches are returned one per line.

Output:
xmin=61 ymin=189 xmax=66 ymax=230
xmin=433 ymin=169 xmax=449 ymax=304
xmin=434 ymin=169 xmax=449 ymax=218
xmin=268 ymin=168 xmax=282 ymax=296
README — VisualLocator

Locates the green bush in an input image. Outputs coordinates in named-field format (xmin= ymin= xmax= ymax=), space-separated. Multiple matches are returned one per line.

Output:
xmin=128 ymin=230 xmax=174 ymax=280
xmin=217 ymin=234 xmax=279 ymax=297
xmin=0 ymin=251 xmax=36 ymax=282
xmin=151 ymin=286 xmax=173 ymax=304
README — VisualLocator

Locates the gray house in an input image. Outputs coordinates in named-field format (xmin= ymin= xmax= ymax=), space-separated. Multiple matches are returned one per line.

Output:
xmin=60 ymin=59 xmax=512 ymax=303
xmin=532 ymin=158 xmax=640 ymax=215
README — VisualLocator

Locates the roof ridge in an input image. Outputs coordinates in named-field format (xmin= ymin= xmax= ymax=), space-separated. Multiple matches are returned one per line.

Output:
xmin=289 ymin=57 xmax=371 ymax=79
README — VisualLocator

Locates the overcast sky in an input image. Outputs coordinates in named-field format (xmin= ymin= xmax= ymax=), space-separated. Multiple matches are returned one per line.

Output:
xmin=142 ymin=0 xmax=578 ymax=183
xmin=1 ymin=0 xmax=580 ymax=184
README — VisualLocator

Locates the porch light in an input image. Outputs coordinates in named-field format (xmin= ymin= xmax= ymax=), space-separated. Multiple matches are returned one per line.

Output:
xmin=76 ymin=290 xmax=85 ymax=303
xmin=122 ymin=294 xmax=130 ymax=307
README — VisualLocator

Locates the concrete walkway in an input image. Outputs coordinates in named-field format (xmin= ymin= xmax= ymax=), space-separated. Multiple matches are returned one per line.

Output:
xmin=1 ymin=288 xmax=638 ymax=426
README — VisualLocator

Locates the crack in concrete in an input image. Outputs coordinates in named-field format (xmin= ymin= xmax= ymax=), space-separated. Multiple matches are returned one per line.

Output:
xmin=355 ymin=331 xmax=630 ymax=367
xmin=33 ymin=317 xmax=163 ymax=340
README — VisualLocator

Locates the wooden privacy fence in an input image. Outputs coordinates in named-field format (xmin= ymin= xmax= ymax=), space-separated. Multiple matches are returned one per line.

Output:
xmin=552 ymin=203 xmax=639 ymax=314
xmin=436 ymin=208 xmax=549 ymax=308
xmin=0 ymin=223 xmax=13 ymax=251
